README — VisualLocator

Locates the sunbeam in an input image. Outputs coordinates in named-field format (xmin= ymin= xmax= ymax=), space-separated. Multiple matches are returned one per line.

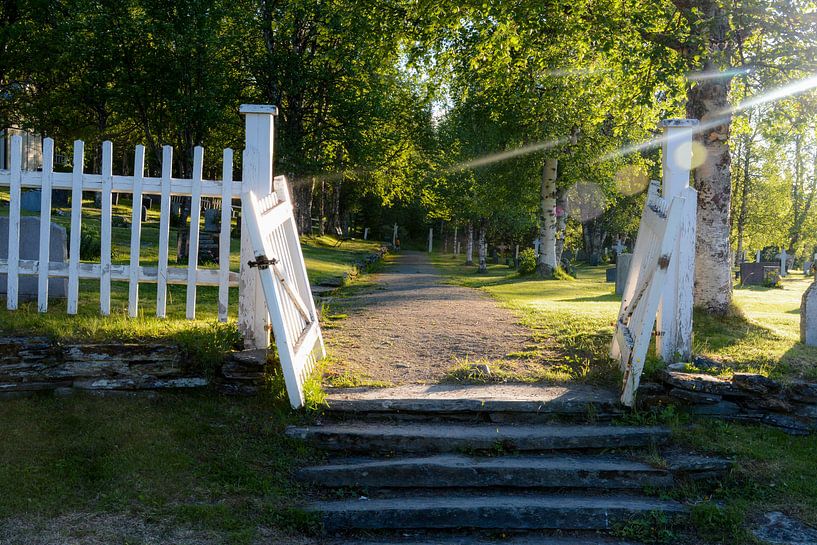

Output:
xmin=687 ymin=67 xmax=752 ymax=81
xmin=598 ymin=72 xmax=817 ymax=163
xmin=446 ymin=138 xmax=570 ymax=172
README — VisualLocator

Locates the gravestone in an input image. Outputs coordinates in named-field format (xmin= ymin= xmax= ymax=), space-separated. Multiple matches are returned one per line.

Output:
xmin=615 ymin=253 xmax=632 ymax=296
xmin=801 ymin=281 xmax=817 ymax=346
xmin=142 ymin=196 xmax=153 ymax=210
xmin=141 ymin=205 xmax=148 ymax=223
xmin=21 ymin=190 xmax=41 ymax=213
xmin=741 ymin=262 xmax=780 ymax=286
xmin=805 ymin=261 xmax=813 ymax=276
xmin=0 ymin=216 xmax=67 ymax=300
xmin=606 ymin=267 xmax=616 ymax=283
xmin=204 ymin=208 xmax=220 ymax=232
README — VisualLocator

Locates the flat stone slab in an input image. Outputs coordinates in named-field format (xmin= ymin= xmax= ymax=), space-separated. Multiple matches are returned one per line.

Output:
xmin=324 ymin=384 xmax=621 ymax=415
xmin=326 ymin=536 xmax=642 ymax=545
xmin=297 ymin=454 xmax=673 ymax=489
xmin=753 ymin=511 xmax=817 ymax=544
xmin=308 ymin=493 xmax=686 ymax=531
xmin=285 ymin=423 xmax=671 ymax=453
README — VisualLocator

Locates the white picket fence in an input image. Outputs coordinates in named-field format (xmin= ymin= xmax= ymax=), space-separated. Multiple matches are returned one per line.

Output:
xmin=0 ymin=135 xmax=239 ymax=320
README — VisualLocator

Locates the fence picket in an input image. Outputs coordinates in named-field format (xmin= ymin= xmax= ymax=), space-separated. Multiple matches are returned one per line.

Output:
xmin=67 ymin=141 xmax=84 ymax=314
xmin=6 ymin=135 xmax=22 ymax=310
xmin=185 ymin=146 xmax=203 ymax=320
xmin=99 ymin=141 xmax=113 ymax=316
xmin=37 ymin=138 xmax=55 ymax=312
xmin=128 ymin=145 xmax=145 ymax=318
xmin=218 ymin=149 xmax=233 ymax=322
xmin=156 ymin=146 xmax=172 ymax=318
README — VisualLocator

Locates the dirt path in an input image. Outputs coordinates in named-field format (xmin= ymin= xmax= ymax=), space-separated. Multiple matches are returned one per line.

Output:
xmin=324 ymin=251 xmax=536 ymax=384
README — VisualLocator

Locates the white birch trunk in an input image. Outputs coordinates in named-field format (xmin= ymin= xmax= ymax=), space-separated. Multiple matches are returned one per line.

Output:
xmin=537 ymin=158 xmax=558 ymax=276
xmin=478 ymin=222 xmax=487 ymax=273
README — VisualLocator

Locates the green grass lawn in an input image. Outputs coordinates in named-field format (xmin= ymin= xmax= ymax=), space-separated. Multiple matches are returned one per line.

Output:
xmin=430 ymin=253 xmax=817 ymax=383
xmin=0 ymin=390 xmax=322 ymax=544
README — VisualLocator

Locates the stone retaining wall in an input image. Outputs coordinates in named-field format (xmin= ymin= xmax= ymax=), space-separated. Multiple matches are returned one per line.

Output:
xmin=0 ymin=337 xmax=208 ymax=398
xmin=640 ymin=369 xmax=817 ymax=435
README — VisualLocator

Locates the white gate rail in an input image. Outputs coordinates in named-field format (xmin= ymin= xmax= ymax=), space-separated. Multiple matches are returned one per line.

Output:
xmin=0 ymin=135 xmax=240 ymax=320
xmin=243 ymin=179 xmax=325 ymax=408
xmin=611 ymin=180 xmax=693 ymax=406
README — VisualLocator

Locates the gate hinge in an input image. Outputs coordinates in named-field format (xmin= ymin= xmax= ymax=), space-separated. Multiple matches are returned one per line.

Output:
xmin=248 ymin=254 xmax=277 ymax=270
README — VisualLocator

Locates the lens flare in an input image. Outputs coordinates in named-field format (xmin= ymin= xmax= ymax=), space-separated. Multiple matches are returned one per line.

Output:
xmin=598 ymin=73 xmax=817 ymax=163
xmin=614 ymin=164 xmax=649 ymax=196
xmin=687 ymin=67 xmax=751 ymax=81
xmin=446 ymin=138 xmax=569 ymax=172
xmin=566 ymin=182 xmax=606 ymax=222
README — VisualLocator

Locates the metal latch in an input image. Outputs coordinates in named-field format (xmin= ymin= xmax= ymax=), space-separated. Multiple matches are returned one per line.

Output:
xmin=247 ymin=254 xmax=277 ymax=270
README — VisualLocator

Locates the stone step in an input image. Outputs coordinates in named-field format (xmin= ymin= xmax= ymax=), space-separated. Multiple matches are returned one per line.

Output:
xmin=325 ymin=535 xmax=641 ymax=545
xmin=308 ymin=493 xmax=686 ymax=532
xmin=285 ymin=423 xmax=671 ymax=454
xmin=324 ymin=384 xmax=622 ymax=421
xmin=297 ymin=454 xmax=674 ymax=489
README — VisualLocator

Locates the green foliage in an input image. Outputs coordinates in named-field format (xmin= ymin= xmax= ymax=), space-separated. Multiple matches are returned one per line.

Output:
xmin=517 ymin=248 xmax=537 ymax=275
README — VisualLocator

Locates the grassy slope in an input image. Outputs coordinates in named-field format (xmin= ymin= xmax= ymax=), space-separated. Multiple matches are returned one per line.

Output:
xmin=430 ymin=253 xmax=817 ymax=543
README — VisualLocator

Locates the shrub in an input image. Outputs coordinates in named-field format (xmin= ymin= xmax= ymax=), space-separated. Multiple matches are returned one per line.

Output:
xmin=518 ymin=248 xmax=537 ymax=275
xmin=66 ymin=222 xmax=102 ymax=261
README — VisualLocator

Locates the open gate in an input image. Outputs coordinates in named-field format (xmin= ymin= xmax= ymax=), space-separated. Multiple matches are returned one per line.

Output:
xmin=243 ymin=177 xmax=326 ymax=408
xmin=611 ymin=180 xmax=694 ymax=406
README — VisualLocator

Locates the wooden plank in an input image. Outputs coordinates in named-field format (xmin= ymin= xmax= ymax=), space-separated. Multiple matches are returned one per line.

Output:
xmin=156 ymin=146 xmax=172 ymax=318
xmin=0 ymin=260 xmax=239 ymax=286
xmin=6 ymin=135 xmax=22 ymax=310
xmin=37 ymin=138 xmax=54 ymax=312
xmin=67 ymin=140 xmax=84 ymax=315
xmin=620 ymin=196 xmax=685 ymax=407
xmin=0 ymin=170 xmax=243 ymax=199
xmin=218 ymin=148 xmax=233 ymax=322
xmin=185 ymin=146 xmax=203 ymax=320
xmin=99 ymin=141 xmax=113 ymax=316
xmin=128 ymin=145 xmax=145 ymax=318
xmin=675 ymin=189 xmax=698 ymax=360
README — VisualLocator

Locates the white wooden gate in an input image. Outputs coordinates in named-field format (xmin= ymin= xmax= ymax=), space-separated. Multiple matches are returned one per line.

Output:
xmin=242 ymin=178 xmax=325 ymax=408
xmin=611 ymin=180 xmax=694 ymax=406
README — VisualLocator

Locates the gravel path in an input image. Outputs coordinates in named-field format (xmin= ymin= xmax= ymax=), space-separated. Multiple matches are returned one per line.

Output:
xmin=324 ymin=251 xmax=536 ymax=384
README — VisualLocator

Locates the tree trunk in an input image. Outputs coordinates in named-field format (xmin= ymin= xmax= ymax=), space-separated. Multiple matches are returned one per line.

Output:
xmin=319 ymin=177 xmax=326 ymax=236
xmin=688 ymin=65 xmax=734 ymax=315
xmin=555 ymin=186 xmax=568 ymax=265
xmin=735 ymin=137 xmax=750 ymax=266
xmin=477 ymin=219 xmax=487 ymax=273
xmin=581 ymin=218 xmax=607 ymax=265
xmin=331 ymin=180 xmax=342 ymax=233
xmin=466 ymin=222 xmax=474 ymax=265
xmin=537 ymin=158 xmax=558 ymax=277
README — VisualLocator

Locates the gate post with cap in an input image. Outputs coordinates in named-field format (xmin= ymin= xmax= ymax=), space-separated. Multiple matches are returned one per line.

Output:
xmin=656 ymin=118 xmax=698 ymax=362
xmin=238 ymin=104 xmax=277 ymax=349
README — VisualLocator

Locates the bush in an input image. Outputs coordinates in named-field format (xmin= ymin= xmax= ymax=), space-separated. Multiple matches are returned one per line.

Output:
xmin=66 ymin=222 xmax=102 ymax=261
xmin=518 ymin=248 xmax=537 ymax=275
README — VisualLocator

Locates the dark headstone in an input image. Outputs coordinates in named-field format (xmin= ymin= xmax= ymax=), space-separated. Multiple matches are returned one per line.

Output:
xmin=606 ymin=267 xmax=616 ymax=282
xmin=0 ymin=216 xmax=67 ymax=300
xmin=740 ymin=262 xmax=779 ymax=286
xmin=21 ymin=189 xmax=41 ymax=212
xmin=141 ymin=205 xmax=148 ymax=223
xmin=615 ymin=254 xmax=632 ymax=296
xmin=204 ymin=208 xmax=220 ymax=232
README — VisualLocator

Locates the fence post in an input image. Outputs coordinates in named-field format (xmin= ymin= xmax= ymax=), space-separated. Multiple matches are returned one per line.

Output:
xmin=238 ymin=104 xmax=278 ymax=349
xmin=656 ymin=119 xmax=698 ymax=362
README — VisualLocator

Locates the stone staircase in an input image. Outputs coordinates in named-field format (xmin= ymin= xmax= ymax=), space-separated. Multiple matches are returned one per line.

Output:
xmin=285 ymin=385 xmax=731 ymax=544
